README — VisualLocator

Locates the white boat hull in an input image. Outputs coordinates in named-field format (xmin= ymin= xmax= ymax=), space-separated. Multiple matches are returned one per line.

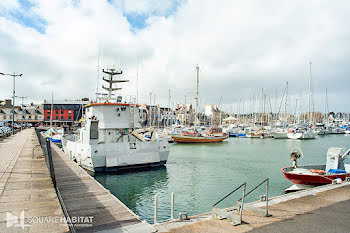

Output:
xmin=63 ymin=138 xmax=170 ymax=173
xmin=287 ymin=131 xmax=316 ymax=140
xmin=273 ymin=132 xmax=288 ymax=139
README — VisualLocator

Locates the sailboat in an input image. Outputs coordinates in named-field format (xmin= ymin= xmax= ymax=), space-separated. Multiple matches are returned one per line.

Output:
xmin=171 ymin=65 xmax=228 ymax=143
xmin=287 ymin=62 xmax=316 ymax=140
xmin=273 ymin=82 xmax=289 ymax=139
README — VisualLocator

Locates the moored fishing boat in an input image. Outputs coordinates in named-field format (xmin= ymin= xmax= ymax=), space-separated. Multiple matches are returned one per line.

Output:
xmin=62 ymin=68 xmax=170 ymax=173
xmin=281 ymin=147 xmax=350 ymax=192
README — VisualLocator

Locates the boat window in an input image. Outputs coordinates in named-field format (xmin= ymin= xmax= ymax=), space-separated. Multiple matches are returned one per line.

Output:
xmin=90 ymin=121 xmax=99 ymax=139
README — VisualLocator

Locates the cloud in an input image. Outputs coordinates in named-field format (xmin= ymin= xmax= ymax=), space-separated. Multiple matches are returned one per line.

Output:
xmin=0 ymin=0 xmax=350 ymax=113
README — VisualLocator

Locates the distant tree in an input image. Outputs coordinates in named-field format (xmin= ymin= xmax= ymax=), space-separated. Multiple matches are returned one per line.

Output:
xmin=329 ymin=112 xmax=335 ymax=116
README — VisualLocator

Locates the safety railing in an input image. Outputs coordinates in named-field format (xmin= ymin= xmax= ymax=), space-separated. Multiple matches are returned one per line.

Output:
xmin=237 ymin=178 xmax=271 ymax=217
xmin=212 ymin=182 xmax=246 ymax=226
xmin=34 ymin=128 xmax=75 ymax=233
xmin=212 ymin=179 xmax=271 ymax=226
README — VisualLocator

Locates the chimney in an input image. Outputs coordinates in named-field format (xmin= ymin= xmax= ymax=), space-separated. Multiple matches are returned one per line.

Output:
xmin=5 ymin=99 xmax=12 ymax=108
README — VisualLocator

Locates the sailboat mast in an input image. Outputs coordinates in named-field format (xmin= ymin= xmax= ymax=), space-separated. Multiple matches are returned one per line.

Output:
xmin=308 ymin=62 xmax=312 ymax=123
xmin=284 ymin=81 xmax=288 ymax=129
xmin=50 ymin=92 xmax=53 ymax=127
xmin=195 ymin=65 xmax=199 ymax=126
xmin=263 ymin=94 xmax=266 ymax=131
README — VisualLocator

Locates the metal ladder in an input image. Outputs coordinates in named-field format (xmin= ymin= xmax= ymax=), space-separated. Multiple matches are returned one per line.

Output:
xmin=212 ymin=178 xmax=271 ymax=226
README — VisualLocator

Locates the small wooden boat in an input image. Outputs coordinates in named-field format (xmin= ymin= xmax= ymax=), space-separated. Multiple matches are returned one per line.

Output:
xmin=171 ymin=127 xmax=228 ymax=143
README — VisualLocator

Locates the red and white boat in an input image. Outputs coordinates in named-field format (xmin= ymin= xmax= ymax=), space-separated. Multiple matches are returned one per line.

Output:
xmin=281 ymin=147 xmax=350 ymax=192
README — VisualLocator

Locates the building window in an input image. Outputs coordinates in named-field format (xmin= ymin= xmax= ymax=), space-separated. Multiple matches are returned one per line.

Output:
xmin=61 ymin=116 xmax=64 ymax=120
xmin=68 ymin=116 xmax=71 ymax=120
xmin=28 ymin=116 xmax=31 ymax=119
xmin=56 ymin=111 xmax=58 ymax=114
xmin=61 ymin=111 xmax=64 ymax=114
xmin=55 ymin=116 xmax=58 ymax=120
xmin=68 ymin=111 xmax=72 ymax=114
xmin=48 ymin=116 xmax=50 ymax=120
xmin=47 ymin=110 xmax=50 ymax=113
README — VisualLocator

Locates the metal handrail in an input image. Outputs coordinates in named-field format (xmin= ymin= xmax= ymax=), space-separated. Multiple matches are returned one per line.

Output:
xmin=237 ymin=178 xmax=270 ymax=217
xmin=237 ymin=178 xmax=269 ymax=202
xmin=213 ymin=182 xmax=246 ymax=207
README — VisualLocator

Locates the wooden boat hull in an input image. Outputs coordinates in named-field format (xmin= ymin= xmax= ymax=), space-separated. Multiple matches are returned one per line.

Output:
xmin=281 ymin=166 xmax=349 ymax=185
xmin=171 ymin=135 xmax=228 ymax=143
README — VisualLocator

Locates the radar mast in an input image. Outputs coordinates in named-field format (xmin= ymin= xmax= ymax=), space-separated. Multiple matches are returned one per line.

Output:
xmin=99 ymin=68 xmax=129 ymax=101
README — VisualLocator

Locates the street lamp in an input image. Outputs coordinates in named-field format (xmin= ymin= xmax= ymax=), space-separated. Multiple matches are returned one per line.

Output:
xmin=16 ymin=96 xmax=27 ymax=131
xmin=0 ymin=72 xmax=23 ymax=135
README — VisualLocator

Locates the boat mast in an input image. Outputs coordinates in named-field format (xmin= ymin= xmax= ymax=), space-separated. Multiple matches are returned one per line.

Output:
xmin=50 ymin=92 xmax=53 ymax=127
xmin=149 ymin=92 xmax=152 ymax=127
xmin=284 ymin=81 xmax=288 ymax=129
xmin=136 ymin=58 xmax=139 ymax=104
xmin=325 ymin=88 xmax=329 ymax=127
xmin=195 ymin=65 xmax=199 ymax=127
xmin=308 ymin=62 xmax=312 ymax=124
xmin=102 ymin=68 xmax=127 ymax=99
xmin=263 ymin=94 xmax=266 ymax=132
xmin=168 ymin=89 xmax=171 ymax=127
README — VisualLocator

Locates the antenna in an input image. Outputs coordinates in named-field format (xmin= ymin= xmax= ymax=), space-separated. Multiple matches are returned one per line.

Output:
xmin=102 ymin=68 xmax=128 ymax=99
xmin=136 ymin=57 xmax=139 ymax=104
xmin=96 ymin=43 xmax=100 ymax=101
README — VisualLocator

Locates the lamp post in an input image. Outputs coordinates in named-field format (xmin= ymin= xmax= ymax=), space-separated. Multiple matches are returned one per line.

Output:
xmin=16 ymin=96 xmax=27 ymax=131
xmin=0 ymin=72 xmax=23 ymax=135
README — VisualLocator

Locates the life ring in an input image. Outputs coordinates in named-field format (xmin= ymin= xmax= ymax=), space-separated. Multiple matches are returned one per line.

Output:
xmin=309 ymin=169 xmax=325 ymax=174
xmin=288 ymin=129 xmax=292 ymax=133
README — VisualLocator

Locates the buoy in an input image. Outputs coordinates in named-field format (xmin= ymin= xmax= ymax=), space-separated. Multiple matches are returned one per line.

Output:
xmin=309 ymin=169 xmax=325 ymax=174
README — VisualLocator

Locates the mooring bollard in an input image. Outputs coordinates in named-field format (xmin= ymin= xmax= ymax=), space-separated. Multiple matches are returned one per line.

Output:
xmin=171 ymin=192 xmax=175 ymax=220
xmin=154 ymin=195 xmax=158 ymax=224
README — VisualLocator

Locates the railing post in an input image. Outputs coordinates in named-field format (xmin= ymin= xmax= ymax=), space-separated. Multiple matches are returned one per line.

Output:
xmin=45 ymin=138 xmax=56 ymax=189
xmin=154 ymin=195 xmax=158 ymax=224
xmin=239 ymin=183 xmax=246 ymax=224
xmin=171 ymin=192 xmax=175 ymax=220
xmin=266 ymin=178 xmax=269 ymax=217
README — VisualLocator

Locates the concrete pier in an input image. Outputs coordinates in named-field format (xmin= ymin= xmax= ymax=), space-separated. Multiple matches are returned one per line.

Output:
xmin=155 ymin=182 xmax=350 ymax=233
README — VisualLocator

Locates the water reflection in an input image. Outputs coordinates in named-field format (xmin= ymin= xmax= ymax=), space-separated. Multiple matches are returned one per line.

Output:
xmin=94 ymin=135 xmax=350 ymax=223
xmin=94 ymin=167 xmax=168 ymax=212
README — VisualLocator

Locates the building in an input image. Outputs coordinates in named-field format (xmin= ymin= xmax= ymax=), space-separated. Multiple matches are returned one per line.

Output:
xmin=0 ymin=100 xmax=44 ymax=125
xmin=43 ymin=100 xmax=90 ymax=126
xmin=140 ymin=105 xmax=176 ymax=127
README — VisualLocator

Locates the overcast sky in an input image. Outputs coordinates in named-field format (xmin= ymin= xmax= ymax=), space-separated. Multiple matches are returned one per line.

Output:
xmin=0 ymin=0 xmax=349 ymax=113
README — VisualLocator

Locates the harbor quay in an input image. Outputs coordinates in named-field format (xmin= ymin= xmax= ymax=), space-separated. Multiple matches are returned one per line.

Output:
xmin=155 ymin=182 xmax=350 ymax=233
xmin=0 ymin=128 xmax=349 ymax=232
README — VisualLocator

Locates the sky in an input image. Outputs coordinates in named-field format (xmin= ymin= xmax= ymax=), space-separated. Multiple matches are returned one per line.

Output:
xmin=0 ymin=0 xmax=350 ymax=113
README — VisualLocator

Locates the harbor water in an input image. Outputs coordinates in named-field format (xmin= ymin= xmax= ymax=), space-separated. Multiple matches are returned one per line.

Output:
xmin=94 ymin=134 xmax=350 ymax=223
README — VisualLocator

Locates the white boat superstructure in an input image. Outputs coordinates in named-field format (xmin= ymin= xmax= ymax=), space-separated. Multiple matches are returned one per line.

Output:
xmin=62 ymin=68 xmax=170 ymax=173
